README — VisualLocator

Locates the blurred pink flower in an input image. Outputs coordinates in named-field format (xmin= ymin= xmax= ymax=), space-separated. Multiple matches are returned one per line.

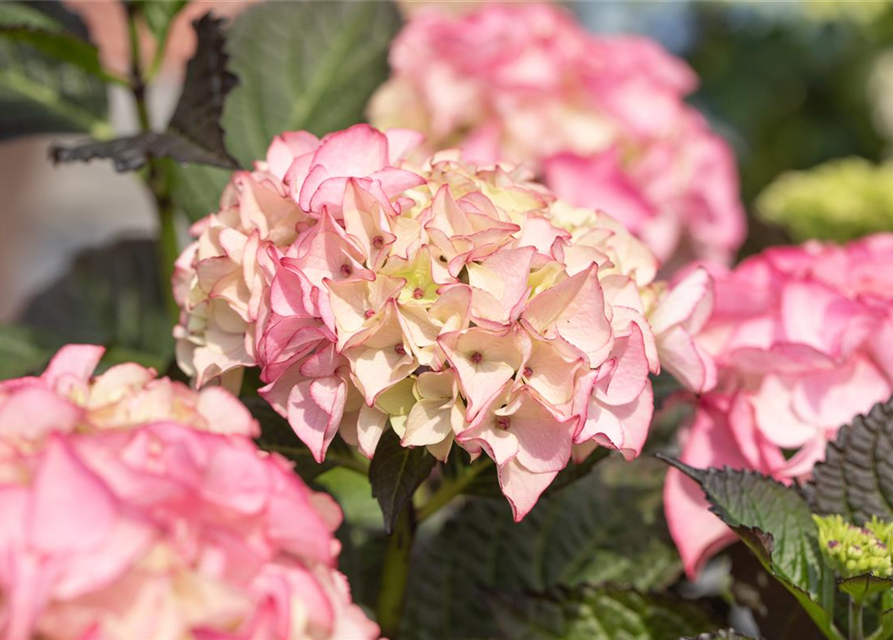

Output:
xmin=172 ymin=124 xmax=711 ymax=520
xmin=0 ymin=345 xmax=379 ymax=640
xmin=664 ymin=235 xmax=893 ymax=576
xmin=368 ymin=2 xmax=746 ymax=265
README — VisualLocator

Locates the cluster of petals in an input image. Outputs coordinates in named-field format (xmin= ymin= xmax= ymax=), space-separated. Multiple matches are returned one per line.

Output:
xmin=173 ymin=123 xmax=711 ymax=520
xmin=367 ymin=2 xmax=746 ymax=265
xmin=0 ymin=345 xmax=379 ymax=640
xmin=664 ymin=234 xmax=893 ymax=577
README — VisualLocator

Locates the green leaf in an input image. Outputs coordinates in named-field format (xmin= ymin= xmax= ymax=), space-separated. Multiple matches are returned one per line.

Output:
xmin=315 ymin=467 xmax=381 ymax=528
xmin=402 ymin=457 xmax=683 ymax=640
xmin=134 ymin=0 xmax=189 ymax=42
xmin=660 ymin=456 xmax=842 ymax=640
xmin=807 ymin=398 xmax=893 ymax=524
xmin=838 ymin=574 xmax=893 ymax=605
xmin=0 ymin=324 xmax=64 ymax=379
xmin=0 ymin=25 xmax=105 ymax=79
xmin=52 ymin=14 xmax=238 ymax=171
xmin=680 ymin=630 xmax=758 ymax=640
xmin=0 ymin=2 xmax=108 ymax=138
xmin=491 ymin=585 xmax=714 ymax=640
xmin=369 ymin=428 xmax=435 ymax=534
xmin=171 ymin=0 xmax=401 ymax=221
xmin=18 ymin=238 xmax=173 ymax=372
xmin=170 ymin=164 xmax=231 ymax=222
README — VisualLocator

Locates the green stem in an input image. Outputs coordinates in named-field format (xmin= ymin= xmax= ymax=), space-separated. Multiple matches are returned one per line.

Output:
xmin=851 ymin=597 xmax=864 ymax=640
xmin=126 ymin=2 xmax=179 ymax=327
xmin=416 ymin=457 xmax=493 ymax=523
xmin=153 ymin=164 xmax=180 ymax=325
xmin=822 ymin=562 xmax=836 ymax=625
xmin=377 ymin=502 xmax=416 ymax=640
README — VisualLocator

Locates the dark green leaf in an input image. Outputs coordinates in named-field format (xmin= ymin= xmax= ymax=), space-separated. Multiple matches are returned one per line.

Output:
xmin=244 ymin=396 xmax=338 ymax=482
xmin=0 ymin=2 xmax=107 ymax=138
xmin=680 ymin=630 xmax=758 ymax=640
xmin=807 ymin=398 xmax=893 ymax=524
xmin=402 ymin=457 xmax=683 ymax=640
xmin=660 ymin=456 xmax=839 ymax=639
xmin=52 ymin=14 xmax=238 ymax=171
xmin=491 ymin=585 xmax=714 ymax=640
xmin=0 ymin=324 xmax=64 ymax=379
xmin=171 ymin=0 xmax=401 ymax=221
xmin=369 ymin=428 xmax=435 ymax=534
xmin=134 ymin=0 xmax=189 ymax=41
xmin=19 ymin=238 xmax=173 ymax=371
xmin=838 ymin=574 xmax=893 ymax=605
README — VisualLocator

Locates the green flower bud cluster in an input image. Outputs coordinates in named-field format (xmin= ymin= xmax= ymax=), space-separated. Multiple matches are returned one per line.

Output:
xmin=815 ymin=514 xmax=893 ymax=578
xmin=757 ymin=157 xmax=893 ymax=243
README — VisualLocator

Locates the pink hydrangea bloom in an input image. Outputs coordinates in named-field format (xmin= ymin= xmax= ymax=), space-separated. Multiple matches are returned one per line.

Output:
xmin=368 ymin=2 xmax=746 ymax=265
xmin=664 ymin=234 xmax=893 ymax=576
xmin=173 ymin=124 xmax=714 ymax=520
xmin=0 ymin=345 xmax=379 ymax=640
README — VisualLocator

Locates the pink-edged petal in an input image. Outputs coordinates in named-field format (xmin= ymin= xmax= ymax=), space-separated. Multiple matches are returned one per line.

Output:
xmin=664 ymin=400 xmax=752 ymax=578
xmin=0 ymin=387 xmax=82 ymax=440
xmin=522 ymin=264 xmax=613 ymax=366
xmin=197 ymin=386 xmax=259 ymax=437
xmin=384 ymin=128 xmax=425 ymax=163
xmin=580 ymin=379 xmax=653 ymax=460
xmin=31 ymin=436 xmax=116 ymax=554
xmin=656 ymin=325 xmax=717 ymax=394
xmin=749 ymin=375 xmax=819 ymax=450
xmin=497 ymin=458 xmax=558 ymax=522
xmin=43 ymin=344 xmax=105 ymax=389
xmin=356 ymin=404 xmax=387 ymax=459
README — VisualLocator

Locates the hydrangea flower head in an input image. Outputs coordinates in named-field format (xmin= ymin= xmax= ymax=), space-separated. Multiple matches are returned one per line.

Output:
xmin=664 ymin=234 xmax=893 ymax=577
xmin=174 ymin=124 xmax=709 ymax=520
xmin=815 ymin=514 xmax=893 ymax=578
xmin=368 ymin=2 xmax=746 ymax=265
xmin=0 ymin=345 xmax=379 ymax=640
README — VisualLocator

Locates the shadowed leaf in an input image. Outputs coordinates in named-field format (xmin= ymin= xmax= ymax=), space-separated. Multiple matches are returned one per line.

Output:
xmin=807 ymin=398 xmax=893 ymax=524
xmin=369 ymin=428 xmax=435 ymax=534
xmin=491 ymin=585 xmax=714 ymax=640
xmin=658 ymin=456 xmax=839 ymax=639
xmin=52 ymin=14 xmax=239 ymax=171
xmin=0 ymin=2 xmax=107 ymax=138
xmin=171 ymin=0 xmax=401 ymax=221
xmin=402 ymin=457 xmax=683 ymax=640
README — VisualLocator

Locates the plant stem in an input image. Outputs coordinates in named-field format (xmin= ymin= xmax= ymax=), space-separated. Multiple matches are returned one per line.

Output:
xmin=126 ymin=2 xmax=179 ymax=327
xmin=416 ymin=457 xmax=493 ymax=523
xmin=377 ymin=502 xmax=416 ymax=640
xmin=325 ymin=449 xmax=371 ymax=476
xmin=822 ymin=562 xmax=836 ymax=624
xmin=851 ymin=597 xmax=864 ymax=640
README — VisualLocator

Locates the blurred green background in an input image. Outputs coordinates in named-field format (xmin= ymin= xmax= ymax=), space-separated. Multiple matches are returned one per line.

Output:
xmin=576 ymin=0 xmax=893 ymax=256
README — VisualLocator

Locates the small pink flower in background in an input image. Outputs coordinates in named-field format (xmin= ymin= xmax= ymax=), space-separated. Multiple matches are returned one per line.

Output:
xmin=174 ymin=124 xmax=714 ymax=520
xmin=664 ymin=234 xmax=893 ymax=577
xmin=0 ymin=345 xmax=379 ymax=640
xmin=368 ymin=2 xmax=746 ymax=266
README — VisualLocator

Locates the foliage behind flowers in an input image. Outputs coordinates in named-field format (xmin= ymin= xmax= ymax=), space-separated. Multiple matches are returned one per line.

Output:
xmin=174 ymin=123 xmax=711 ymax=520
xmin=368 ymin=2 xmax=746 ymax=266
xmin=0 ymin=344 xmax=379 ymax=640
xmin=664 ymin=234 xmax=893 ymax=576
xmin=757 ymin=157 xmax=893 ymax=242
xmin=8 ymin=1 xmax=893 ymax=638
